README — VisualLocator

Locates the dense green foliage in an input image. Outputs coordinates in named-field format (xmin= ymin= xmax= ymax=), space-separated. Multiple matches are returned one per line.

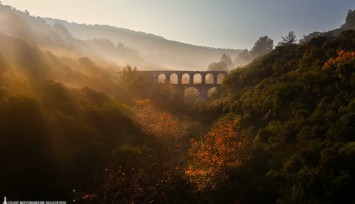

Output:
xmin=197 ymin=30 xmax=355 ymax=203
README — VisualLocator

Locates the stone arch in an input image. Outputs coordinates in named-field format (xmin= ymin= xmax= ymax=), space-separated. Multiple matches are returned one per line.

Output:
xmin=184 ymin=87 xmax=200 ymax=104
xmin=193 ymin=73 xmax=202 ymax=84
xmin=170 ymin=73 xmax=178 ymax=84
xmin=182 ymin=73 xmax=190 ymax=84
xmin=205 ymin=73 xmax=214 ymax=84
xmin=158 ymin=73 xmax=167 ymax=84
xmin=207 ymin=87 xmax=217 ymax=98
xmin=217 ymin=73 xmax=226 ymax=84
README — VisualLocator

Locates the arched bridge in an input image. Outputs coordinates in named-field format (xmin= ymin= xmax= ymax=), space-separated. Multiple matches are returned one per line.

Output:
xmin=138 ymin=70 xmax=228 ymax=100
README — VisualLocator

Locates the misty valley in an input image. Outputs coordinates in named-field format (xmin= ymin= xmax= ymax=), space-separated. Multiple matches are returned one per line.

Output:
xmin=1 ymin=3 xmax=355 ymax=204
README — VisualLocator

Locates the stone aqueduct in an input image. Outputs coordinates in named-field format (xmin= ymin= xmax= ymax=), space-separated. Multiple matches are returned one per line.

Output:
xmin=138 ymin=70 xmax=228 ymax=100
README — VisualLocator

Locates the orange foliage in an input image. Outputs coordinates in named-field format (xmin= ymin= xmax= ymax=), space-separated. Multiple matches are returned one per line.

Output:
xmin=133 ymin=99 xmax=188 ymax=139
xmin=323 ymin=50 xmax=355 ymax=70
xmin=185 ymin=118 xmax=249 ymax=191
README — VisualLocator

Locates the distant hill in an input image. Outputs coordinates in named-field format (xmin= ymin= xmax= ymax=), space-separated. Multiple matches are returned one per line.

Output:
xmin=44 ymin=18 xmax=241 ymax=70
xmin=0 ymin=4 xmax=241 ymax=70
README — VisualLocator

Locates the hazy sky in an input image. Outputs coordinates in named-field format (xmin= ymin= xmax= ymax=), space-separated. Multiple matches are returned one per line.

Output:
xmin=1 ymin=0 xmax=354 ymax=49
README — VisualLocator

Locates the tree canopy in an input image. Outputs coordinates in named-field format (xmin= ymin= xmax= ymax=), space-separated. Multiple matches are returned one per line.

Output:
xmin=250 ymin=36 xmax=274 ymax=57
xmin=234 ymin=36 xmax=274 ymax=67
xmin=278 ymin=31 xmax=297 ymax=46
xmin=207 ymin=53 xmax=233 ymax=71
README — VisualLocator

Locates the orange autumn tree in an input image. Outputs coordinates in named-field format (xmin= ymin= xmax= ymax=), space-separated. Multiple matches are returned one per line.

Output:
xmin=323 ymin=50 xmax=355 ymax=83
xmin=185 ymin=117 xmax=249 ymax=191
xmin=133 ymin=99 xmax=188 ymax=139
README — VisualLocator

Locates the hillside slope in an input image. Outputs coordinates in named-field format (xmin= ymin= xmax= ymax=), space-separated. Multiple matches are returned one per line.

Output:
xmin=198 ymin=30 xmax=355 ymax=203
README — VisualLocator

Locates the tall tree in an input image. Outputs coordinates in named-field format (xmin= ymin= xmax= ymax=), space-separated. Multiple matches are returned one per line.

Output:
xmin=234 ymin=36 xmax=274 ymax=67
xmin=207 ymin=53 xmax=233 ymax=71
xmin=250 ymin=36 xmax=274 ymax=57
xmin=220 ymin=53 xmax=234 ymax=68
xmin=278 ymin=31 xmax=297 ymax=46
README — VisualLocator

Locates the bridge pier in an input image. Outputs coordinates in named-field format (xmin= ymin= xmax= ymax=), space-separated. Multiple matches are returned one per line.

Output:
xmin=177 ymin=74 xmax=182 ymax=84
xmin=165 ymin=73 xmax=171 ymax=84
xmin=213 ymin=75 xmax=218 ymax=85
xmin=189 ymin=74 xmax=194 ymax=84
xmin=201 ymin=74 xmax=206 ymax=85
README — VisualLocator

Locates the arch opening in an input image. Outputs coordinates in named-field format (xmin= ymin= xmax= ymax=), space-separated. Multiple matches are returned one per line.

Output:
xmin=170 ymin=73 xmax=178 ymax=84
xmin=207 ymin=87 xmax=217 ymax=98
xmin=205 ymin=73 xmax=214 ymax=84
xmin=193 ymin=73 xmax=202 ymax=84
xmin=158 ymin=73 xmax=167 ymax=84
xmin=184 ymin=87 xmax=200 ymax=104
xmin=182 ymin=73 xmax=190 ymax=84
xmin=217 ymin=74 xmax=225 ymax=84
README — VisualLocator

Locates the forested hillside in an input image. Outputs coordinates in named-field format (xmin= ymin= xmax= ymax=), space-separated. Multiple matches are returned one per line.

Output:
xmin=197 ymin=29 xmax=355 ymax=203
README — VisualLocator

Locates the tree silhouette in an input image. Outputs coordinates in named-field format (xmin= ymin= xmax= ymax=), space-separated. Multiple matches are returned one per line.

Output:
xmin=278 ymin=31 xmax=297 ymax=46
xmin=250 ymin=36 xmax=274 ymax=57
xmin=208 ymin=53 xmax=233 ymax=71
